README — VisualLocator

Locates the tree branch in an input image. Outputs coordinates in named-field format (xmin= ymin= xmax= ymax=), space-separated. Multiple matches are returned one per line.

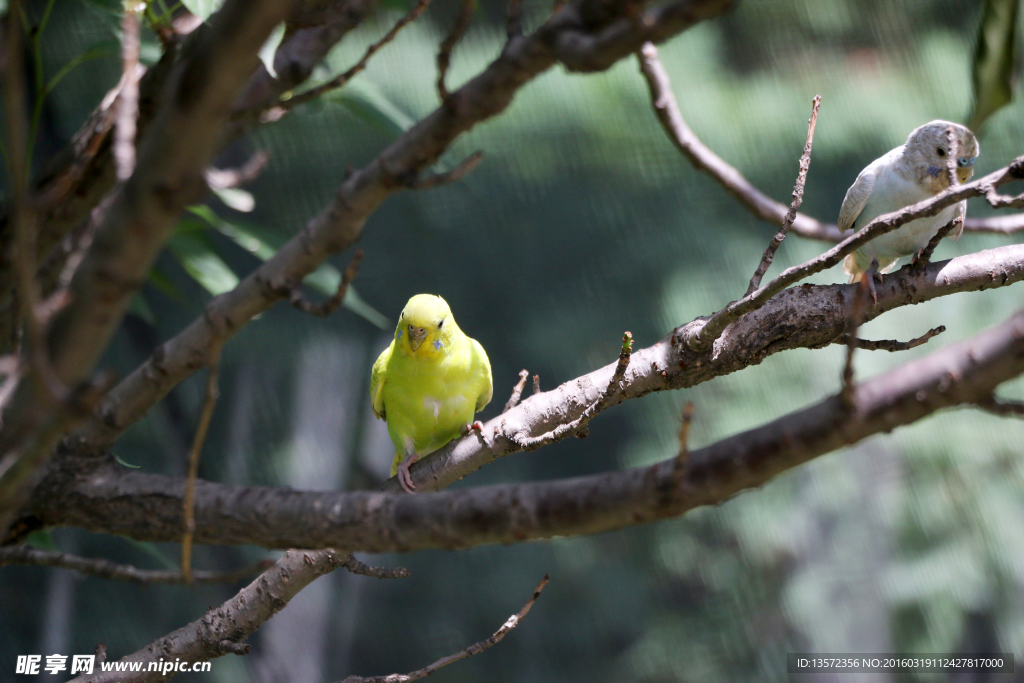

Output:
xmin=746 ymin=93 xmax=821 ymax=295
xmin=63 ymin=0 xmax=739 ymax=461
xmin=840 ymin=325 xmax=946 ymax=352
xmin=0 ymin=545 xmax=272 ymax=585
xmin=338 ymin=575 xmax=548 ymax=683
xmin=976 ymin=394 xmax=1024 ymax=417
xmin=684 ymin=155 xmax=1024 ymax=350
xmin=31 ymin=304 xmax=1024 ymax=553
xmin=0 ymin=0 xmax=294 ymax=537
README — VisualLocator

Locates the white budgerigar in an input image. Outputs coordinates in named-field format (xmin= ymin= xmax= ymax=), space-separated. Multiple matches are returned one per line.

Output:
xmin=839 ymin=120 xmax=979 ymax=283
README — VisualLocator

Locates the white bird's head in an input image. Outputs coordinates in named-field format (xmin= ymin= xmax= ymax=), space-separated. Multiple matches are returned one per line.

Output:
xmin=395 ymin=294 xmax=456 ymax=356
xmin=904 ymin=120 xmax=980 ymax=190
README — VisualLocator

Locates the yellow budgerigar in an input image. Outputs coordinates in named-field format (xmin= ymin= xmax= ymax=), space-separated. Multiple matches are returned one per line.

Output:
xmin=370 ymin=294 xmax=493 ymax=493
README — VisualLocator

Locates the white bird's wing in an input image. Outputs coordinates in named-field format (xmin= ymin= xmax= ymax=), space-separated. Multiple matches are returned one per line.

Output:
xmin=837 ymin=163 xmax=878 ymax=233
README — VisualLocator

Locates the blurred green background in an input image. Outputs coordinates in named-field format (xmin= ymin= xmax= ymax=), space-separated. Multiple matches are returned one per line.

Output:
xmin=2 ymin=0 xmax=1024 ymax=680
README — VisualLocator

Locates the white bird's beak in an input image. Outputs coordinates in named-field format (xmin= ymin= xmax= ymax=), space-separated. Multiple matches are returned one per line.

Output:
xmin=408 ymin=325 xmax=427 ymax=351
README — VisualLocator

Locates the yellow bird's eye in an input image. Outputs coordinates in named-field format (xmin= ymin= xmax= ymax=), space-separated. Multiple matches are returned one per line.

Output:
xmin=438 ymin=319 xmax=444 ymax=328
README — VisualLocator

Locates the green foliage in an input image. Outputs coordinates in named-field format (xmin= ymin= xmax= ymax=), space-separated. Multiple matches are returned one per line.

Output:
xmin=969 ymin=0 xmax=1020 ymax=130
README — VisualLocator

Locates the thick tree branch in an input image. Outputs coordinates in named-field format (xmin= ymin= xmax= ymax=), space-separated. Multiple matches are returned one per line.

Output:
xmin=0 ymin=0 xmax=294 ymax=536
xmin=0 ymin=545 xmax=272 ymax=585
xmin=29 ymin=304 xmax=1024 ymax=552
xmin=64 ymin=0 xmax=739 ymax=460
xmin=70 ymin=549 xmax=349 ymax=683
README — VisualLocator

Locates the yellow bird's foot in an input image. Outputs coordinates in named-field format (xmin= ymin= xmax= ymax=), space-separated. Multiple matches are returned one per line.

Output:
xmin=462 ymin=421 xmax=484 ymax=437
xmin=398 ymin=453 xmax=418 ymax=494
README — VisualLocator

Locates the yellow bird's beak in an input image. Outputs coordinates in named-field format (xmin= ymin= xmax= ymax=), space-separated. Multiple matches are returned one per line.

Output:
xmin=407 ymin=325 xmax=427 ymax=352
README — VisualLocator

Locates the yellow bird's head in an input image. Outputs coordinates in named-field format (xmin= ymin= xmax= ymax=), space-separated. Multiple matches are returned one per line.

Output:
xmin=395 ymin=294 xmax=457 ymax=357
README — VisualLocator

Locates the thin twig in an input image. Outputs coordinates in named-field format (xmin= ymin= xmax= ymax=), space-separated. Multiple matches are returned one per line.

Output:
xmin=94 ymin=643 xmax=107 ymax=665
xmin=276 ymin=0 xmax=434 ymax=114
xmin=976 ymin=394 xmax=1024 ymax=417
xmin=114 ymin=6 xmax=141 ymax=181
xmin=436 ymin=0 xmax=477 ymax=101
xmin=181 ymin=351 xmax=222 ymax=583
xmin=683 ymin=155 xmax=1024 ymax=351
xmin=504 ymin=369 xmax=529 ymax=413
xmin=983 ymin=185 xmax=1024 ymax=209
xmin=840 ymin=325 xmax=946 ymax=352
xmin=287 ymin=249 xmax=363 ymax=317
xmin=944 ymin=125 xmax=958 ymax=190
xmin=507 ymin=0 xmax=523 ymax=40
xmin=532 ymin=374 xmax=540 ymax=395
xmin=673 ymin=402 xmax=694 ymax=485
xmin=205 ymin=151 xmax=270 ymax=190
xmin=339 ymin=553 xmax=409 ymax=579
xmin=840 ymin=278 xmax=871 ymax=408
xmin=407 ymin=151 xmax=483 ymax=189
xmin=339 ymin=575 xmax=549 ymax=683
xmin=514 ymin=333 xmax=631 ymax=450
xmin=635 ymin=42 xmax=835 ymax=242
xmin=0 ymin=545 xmax=272 ymax=584
xmin=913 ymin=217 xmax=961 ymax=270
xmin=746 ymin=95 xmax=821 ymax=295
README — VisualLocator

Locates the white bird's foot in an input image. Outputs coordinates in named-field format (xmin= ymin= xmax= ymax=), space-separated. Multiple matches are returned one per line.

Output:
xmin=462 ymin=421 xmax=484 ymax=437
xmin=398 ymin=453 xmax=418 ymax=493
xmin=865 ymin=258 xmax=882 ymax=306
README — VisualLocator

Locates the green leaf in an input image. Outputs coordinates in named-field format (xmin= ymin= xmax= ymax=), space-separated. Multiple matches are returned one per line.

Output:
xmin=167 ymin=232 xmax=240 ymax=296
xmin=188 ymin=206 xmax=390 ymax=328
xmin=113 ymin=453 xmax=142 ymax=468
xmin=25 ymin=530 xmax=58 ymax=551
xmin=259 ymin=22 xmax=286 ymax=78
xmin=211 ymin=186 xmax=256 ymax=212
xmin=969 ymin=0 xmax=1019 ymax=131
xmin=325 ymin=78 xmax=415 ymax=139
xmin=128 ymin=292 xmax=156 ymax=324
xmin=178 ymin=0 xmax=222 ymax=21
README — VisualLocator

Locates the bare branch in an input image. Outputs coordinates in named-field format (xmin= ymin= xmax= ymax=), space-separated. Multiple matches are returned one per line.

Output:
xmin=504 ymin=370 xmax=530 ymax=413
xmin=437 ymin=0 xmax=477 ymax=101
xmin=684 ymin=155 xmax=1024 ymax=351
xmin=339 ymin=575 xmax=549 ymax=683
xmin=913 ymin=217 xmax=961 ymax=270
xmin=746 ymin=94 xmax=821 ymax=295
xmin=114 ymin=8 xmax=141 ymax=182
xmin=512 ymin=331 xmax=632 ymax=450
xmin=507 ymin=0 xmax=524 ymax=40
xmin=965 ymin=213 xmax=1024 ymax=234
xmin=32 ymin=304 xmax=1024 ymax=553
xmin=67 ymin=550 xmax=351 ymax=683
xmin=636 ymin=41 xmax=833 ymax=242
xmin=533 ymin=374 xmax=541 ymax=395
xmin=0 ymin=545 xmax=272 ymax=585
xmin=273 ymin=0 xmax=434 ymax=115
xmin=64 ymin=0 xmax=739 ymax=461
xmin=205 ymin=151 xmax=270 ymax=190
xmin=840 ymin=277 xmax=870 ymax=407
xmin=983 ymin=184 xmax=1024 ymax=209
xmin=407 ymin=151 xmax=483 ymax=189
xmin=284 ymin=249 xmax=363 ymax=318
xmin=0 ymin=0 xmax=294 ymax=538
xmin=976 ymin=394 xmax=1024 ymax=417
xmin=672 ymin=401 xmax=694 ymax=485
xmin=340 ymin=553 xmax=409 ymax=579
xmin=839 ymin=325 xmax=946 ymax=352
xmin=181 ymin=352 xmax=222 ymax=583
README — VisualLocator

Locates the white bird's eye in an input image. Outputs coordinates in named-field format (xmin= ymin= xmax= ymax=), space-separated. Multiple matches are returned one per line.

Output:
xmin=936 ymin=147 xmax=946 ymax=157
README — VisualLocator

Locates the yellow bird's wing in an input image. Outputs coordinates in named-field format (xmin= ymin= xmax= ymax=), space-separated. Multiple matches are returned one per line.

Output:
xmin=470 ymin=337 xmax=493 ymax=412
xmin=837 ymin=164 xmax=877 ymax=233
xmin=370 ymin=342 xmax=393 ymax=421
